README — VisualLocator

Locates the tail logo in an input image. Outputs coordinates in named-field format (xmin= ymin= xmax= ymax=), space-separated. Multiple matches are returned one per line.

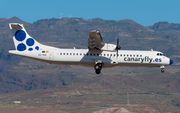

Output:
xmin=15 ymin=30 xmax=26 ymax=41
xmin=17 ymin=43 xmax=26 ymax=51
xmin=15 ymin=30 xmax=38 ymax=51
xmin=26 ymin=38 xmax=35 ymax=46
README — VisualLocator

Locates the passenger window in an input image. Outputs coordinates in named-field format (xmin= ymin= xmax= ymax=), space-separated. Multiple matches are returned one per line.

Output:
xmin=90 ymin=54 xmax=92 ymax=56
xmin=80 ymin=53 xmax=82 ymax=56
xmin=130 ymin=54 xmax=132 ymax=57
xmin=114 ymin=54 xmax=116 ymax=56
xmin=120 ymin=54 xmax=122 ymax=57
xmin=70 ymin=53 xmax=72 ymax=55
xmin=124 ymin=54 xmax=125 ymax=57
xmin=127 ymin=54 xmax=129 ymax=57
xmin=104 ymin=54 xmax=106 ymax=56
xmin=97 ymin=54 xmax=99 ymax=56
xmin=157 ymin=53 xmax=159 ymax=56
xmin=140 ymin=55 xmax=142 ymax=57
xmin=87 ymin=53 xmax=89 ymax=56
xmin=110 ymin=54 xmax=112 ymax=56
xmin=76 ymin=53 xmax=78 ymax=55
xmin=107 ymin=54 xmax=109 ymax=56
xmin=67 ymin=53 xmax=68 ymax=55
xmin=133 ymin=55 xmax=135 ymax=57
xmin=94 ymin=54 xmax=95 ymax=56
xmin=63 ymin=53 xmax=65 ymax=55
xmin=60 ymin=53 xmax=62 ymax=55
xmin=73 ymin=53 xmax=75 ymax=55
xmin=137 ymin=55 xmax=139 ymax=57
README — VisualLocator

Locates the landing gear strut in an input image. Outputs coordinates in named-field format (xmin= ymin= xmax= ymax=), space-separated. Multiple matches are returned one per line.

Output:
xmin=161 ymin=68 xmax=164 ymax=73
xmin=94 ymin=63 xmax=102 ymax=74
xmin=160 ymin=66 xmax=165 ymax=73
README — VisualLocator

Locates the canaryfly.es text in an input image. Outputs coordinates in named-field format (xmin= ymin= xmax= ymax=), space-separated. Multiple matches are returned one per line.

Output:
xmin=124 ymin=56 xmax=153 ymax=63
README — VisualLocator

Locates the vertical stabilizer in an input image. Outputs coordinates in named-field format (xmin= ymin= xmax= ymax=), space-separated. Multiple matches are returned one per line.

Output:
xmin=9 ymin=23 xmax=41 ymax=52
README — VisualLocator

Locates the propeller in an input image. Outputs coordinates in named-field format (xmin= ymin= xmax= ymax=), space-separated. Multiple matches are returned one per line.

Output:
xmin=115 ymin=38 xmax=121 ymax=57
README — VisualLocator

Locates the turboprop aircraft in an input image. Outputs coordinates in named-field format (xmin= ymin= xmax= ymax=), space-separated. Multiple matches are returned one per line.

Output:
xmin=9 ymin=23 xmax=173 ymax=74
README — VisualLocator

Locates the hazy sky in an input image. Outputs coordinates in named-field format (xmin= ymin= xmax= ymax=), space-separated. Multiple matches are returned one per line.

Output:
xmin=1 ymin=0 xmax=180 ymax=26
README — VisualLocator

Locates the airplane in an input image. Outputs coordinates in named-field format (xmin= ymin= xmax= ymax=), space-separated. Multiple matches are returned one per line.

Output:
xmin=8 ymin=23 xmax=173 ymax=74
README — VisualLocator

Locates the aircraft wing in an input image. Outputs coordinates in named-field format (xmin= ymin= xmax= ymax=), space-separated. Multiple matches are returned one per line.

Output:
xmin=88 ymin=30 xmax=105 ymax=51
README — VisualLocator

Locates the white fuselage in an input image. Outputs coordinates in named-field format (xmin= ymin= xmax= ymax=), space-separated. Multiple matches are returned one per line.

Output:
xmin=8 ymin=23 xmax=173 ymax=74
xmin=9 ymin=48 xmax=171 ymax=68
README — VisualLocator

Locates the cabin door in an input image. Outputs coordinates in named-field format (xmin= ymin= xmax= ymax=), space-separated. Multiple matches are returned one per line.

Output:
xmin=49 ymin=52 xmax=54 ymax=60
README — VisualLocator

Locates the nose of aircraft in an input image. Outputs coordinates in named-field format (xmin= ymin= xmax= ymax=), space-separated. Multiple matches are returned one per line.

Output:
xmin=169 ymin=59 xmax=173 ymax=65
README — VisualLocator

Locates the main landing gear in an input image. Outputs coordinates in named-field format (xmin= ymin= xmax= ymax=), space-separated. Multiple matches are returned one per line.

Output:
xmin=94 ymin=63 xmax=102 ymax=74
xmin=160 ymin=66 xmax=165 ymax=73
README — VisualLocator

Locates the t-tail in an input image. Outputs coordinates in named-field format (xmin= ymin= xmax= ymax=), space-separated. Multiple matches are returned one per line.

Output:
xmin=9 ymin=23 xmax=44 ymax=52
xmin=9 ymin=23 xmax=59 ymax=60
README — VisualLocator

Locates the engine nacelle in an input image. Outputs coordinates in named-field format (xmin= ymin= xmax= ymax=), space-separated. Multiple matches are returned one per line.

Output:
xmin=100 ymin=43 xmax=116 ymax=51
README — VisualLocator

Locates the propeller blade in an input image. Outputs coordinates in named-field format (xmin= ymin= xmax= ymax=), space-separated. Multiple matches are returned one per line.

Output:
xmin=116 ymin=37 xmax=121 ymax=58
xmin=116 ymin=38 xmax=121 ymax=50
xmin=117 ymin=38 xmax=119 ymax=46
xmin=116 ymin=38 xmax=119 ymax=58
xmin=116 ymin=49 xmax=118 ymax=57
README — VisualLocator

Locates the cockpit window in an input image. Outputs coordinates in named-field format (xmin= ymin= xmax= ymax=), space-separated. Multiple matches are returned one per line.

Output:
xmin=157 ymin=53 xmax=164 ymax=56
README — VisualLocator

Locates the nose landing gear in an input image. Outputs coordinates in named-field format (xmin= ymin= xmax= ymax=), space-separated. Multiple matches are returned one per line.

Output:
xmin=160 ymin=66 xmax=165 ymax=73
xmin=161 ymin=69 xmax=164 ymax=73
xmin=94 ymin=63 xmax=102 ymax=74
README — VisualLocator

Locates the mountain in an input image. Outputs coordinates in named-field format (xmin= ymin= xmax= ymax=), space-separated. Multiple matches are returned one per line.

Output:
xmin=147 ymin=21 xmax=180 ymax=36
xmin=0 ymin=17 xmax=179 ymax=94
xmin=0 ymin=17 xmax=180 ymax=112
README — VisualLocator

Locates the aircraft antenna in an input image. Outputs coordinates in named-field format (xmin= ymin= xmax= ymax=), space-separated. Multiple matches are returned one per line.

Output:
xmin=61 ymin=13 xmax=62 ymax=19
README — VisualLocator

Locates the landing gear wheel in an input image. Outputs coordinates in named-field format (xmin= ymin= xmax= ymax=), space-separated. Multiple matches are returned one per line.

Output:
xmin=95 ymin=69 xmax=101 ymax=74
xmin=95 ymin=65 xmax=99 ymax=70
xmin=94 ymin=63 xmax=102 ymax=74
xmin=160 ymin=66 xmax=165 ymax=73
xmin=161 ymin=69 xmax=164 ymax=73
